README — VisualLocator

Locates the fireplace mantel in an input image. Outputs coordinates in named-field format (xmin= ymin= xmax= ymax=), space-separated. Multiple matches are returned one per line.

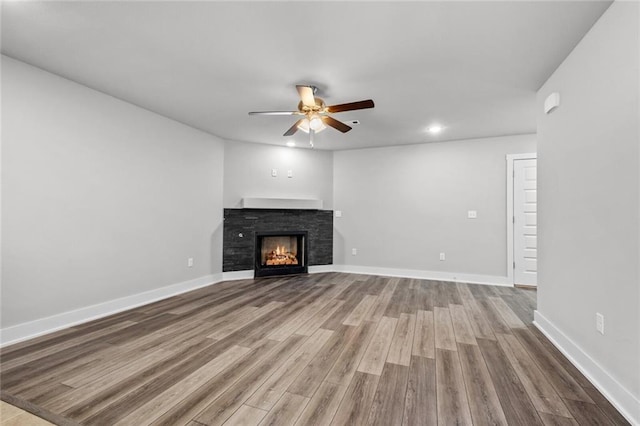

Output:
xmin=241 ymin=197 xmax=323 ymax=210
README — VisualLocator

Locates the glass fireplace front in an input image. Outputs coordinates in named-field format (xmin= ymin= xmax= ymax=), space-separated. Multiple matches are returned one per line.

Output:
xmin=255 ymin=231 xmax=308 ymax=277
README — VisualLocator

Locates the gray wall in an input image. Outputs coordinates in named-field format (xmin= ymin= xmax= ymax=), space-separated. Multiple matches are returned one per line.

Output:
xmin=223 ymin=140 xmax=333 ymax=209
xmin=1 ymin=57 xmax=225 ymax=327
xmin=537 ymin=0 xmax=639 ymax=408
xmin=333 ymin=135 xmax=536 ymax=278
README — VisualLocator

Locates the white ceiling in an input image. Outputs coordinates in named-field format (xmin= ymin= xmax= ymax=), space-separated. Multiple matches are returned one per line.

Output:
xmin=1 ymin=1 xmax=611 ymax=150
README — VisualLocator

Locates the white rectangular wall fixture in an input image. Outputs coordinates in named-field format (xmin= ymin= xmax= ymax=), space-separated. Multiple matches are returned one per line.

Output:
xmin=544 ymin=92 xmax=560 ymax=114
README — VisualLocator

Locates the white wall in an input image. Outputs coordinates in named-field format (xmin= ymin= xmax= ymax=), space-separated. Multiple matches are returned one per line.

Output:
xmin=1 ymin=57 xmax=225 ymax=336
xmin=223 ymin=140 xmax=333 ymax=209
xmin=536 ymin=1 xmax=639 ymax=422
xmin=333 ymin=134 xmax=536 ymax=283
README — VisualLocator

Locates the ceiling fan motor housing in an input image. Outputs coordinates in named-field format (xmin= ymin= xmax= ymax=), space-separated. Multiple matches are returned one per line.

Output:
xmin=297 ymin=98 xmax=326 ymax=114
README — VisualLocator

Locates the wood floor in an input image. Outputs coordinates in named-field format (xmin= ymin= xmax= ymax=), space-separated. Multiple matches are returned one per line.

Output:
xmin=0 ymin=273 xmax=629 ymax=426
xmin=0 ymin=400 xmax=53 ymax=425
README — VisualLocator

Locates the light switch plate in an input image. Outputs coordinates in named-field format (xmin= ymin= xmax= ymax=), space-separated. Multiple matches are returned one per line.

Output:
xmin=335 ymin=210 xmax=342 ymax=218
xmin=468 ymin=210 xmax=477 ymax=219
xmin=271 ymin=169 xmax=277 ymax=177
xmin=287 ymin=170 xmax=293 ymax=178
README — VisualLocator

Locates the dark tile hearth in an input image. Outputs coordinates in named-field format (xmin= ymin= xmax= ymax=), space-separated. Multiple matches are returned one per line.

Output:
xmin=223 ymin=208 xmax=332 ymax=272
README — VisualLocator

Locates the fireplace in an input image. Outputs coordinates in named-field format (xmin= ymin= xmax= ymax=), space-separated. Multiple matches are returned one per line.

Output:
xmin=255 ymin=231 xmax=308 ymax=277
xmin=223 ymin=209 xmax=332 ymax=273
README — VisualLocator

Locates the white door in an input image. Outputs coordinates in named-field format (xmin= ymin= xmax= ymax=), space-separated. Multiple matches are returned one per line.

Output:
xmin=514 ymin=158 xmax=537 ymax=286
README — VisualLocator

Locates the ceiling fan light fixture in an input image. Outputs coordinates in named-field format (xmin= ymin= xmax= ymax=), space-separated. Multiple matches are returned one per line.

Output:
xmin=297 ymin=117 xmax=326 ymax=134
xmin=297 ymin=119 xmax=310 ymax=133
xmin=309 ymin=115 xmax=324 ymax=131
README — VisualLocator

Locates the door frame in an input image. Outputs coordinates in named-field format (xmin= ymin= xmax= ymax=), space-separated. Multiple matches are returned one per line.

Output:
xmin=506 ymin=153 xmax=537 ymax=285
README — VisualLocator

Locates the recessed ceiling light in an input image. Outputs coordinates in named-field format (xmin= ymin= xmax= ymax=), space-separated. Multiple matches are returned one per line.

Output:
xmin=286 ymin=141 xmax=296 ymax=147
xmin=428 ymin=125 xmax=443 ymax=134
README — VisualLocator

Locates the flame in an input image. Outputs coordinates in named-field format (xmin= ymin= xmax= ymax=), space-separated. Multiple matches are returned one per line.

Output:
xmin=270 ymin=245 xmax=295 ymax=257
xmin=264 ymin=243 xmax=298 ymax=266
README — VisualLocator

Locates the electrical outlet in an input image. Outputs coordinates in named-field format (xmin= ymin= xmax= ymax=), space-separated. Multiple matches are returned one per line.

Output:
xmin=596 ymin=313 xmax=604 ymax=334
xmin=439 ymin=252 xmax=446 ymax=261
xmin=187 ymin=258 xmax=194 ymax=268
xmin=352 ymin=248 xmax=357 ymax=256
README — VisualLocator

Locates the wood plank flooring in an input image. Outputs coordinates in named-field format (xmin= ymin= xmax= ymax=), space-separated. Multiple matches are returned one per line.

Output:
xmin=0 ymin=273 xmax=629 ymax=425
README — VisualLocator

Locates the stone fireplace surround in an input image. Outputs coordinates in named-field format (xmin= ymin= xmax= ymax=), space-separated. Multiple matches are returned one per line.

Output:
xmin=223 ymin=208 xmax=333 ymax=273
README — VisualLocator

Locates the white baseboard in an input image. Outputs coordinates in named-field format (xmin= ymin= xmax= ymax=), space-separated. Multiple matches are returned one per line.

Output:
xmin=221 ymin=270 xmax=254 ymax=281
xmin=0 ymin=273 xmax=222 ymax=348
xmin=221 ymin=265 xmax=335 ymax=281
xmin=333 ymin=264 xmax=512 ymax=286
xmin=534 ymin=310 xmax=640 ymax=425
xmin=308 ymin=265 xmax=335 ymax=274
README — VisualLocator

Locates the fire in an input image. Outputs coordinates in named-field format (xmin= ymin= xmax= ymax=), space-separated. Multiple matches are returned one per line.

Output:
xmin=265 ymin=245 xmax=298 ymax=266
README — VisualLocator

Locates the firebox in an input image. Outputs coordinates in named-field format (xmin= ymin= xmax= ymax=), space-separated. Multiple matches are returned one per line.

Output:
xmin=255 ymin=231 xmax=308 ymax=277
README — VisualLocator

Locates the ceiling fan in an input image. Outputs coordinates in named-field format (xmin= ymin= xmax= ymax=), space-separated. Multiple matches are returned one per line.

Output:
xmin=249 ymin=85 xmax=374 ymax=147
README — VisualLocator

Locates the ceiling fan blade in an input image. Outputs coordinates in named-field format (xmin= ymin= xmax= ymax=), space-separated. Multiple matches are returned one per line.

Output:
xmin=284 ymin=119 xmax=304 ymax=136
xmin=322 ymin=115 xmax=352 ymax=133
xmin=249 ymin=111 xmax=298 ymax=116
xmin=326 ymin=99 xmax=375 ymax=113
xmin=296 ymin=85 xmax=316 ymax=108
